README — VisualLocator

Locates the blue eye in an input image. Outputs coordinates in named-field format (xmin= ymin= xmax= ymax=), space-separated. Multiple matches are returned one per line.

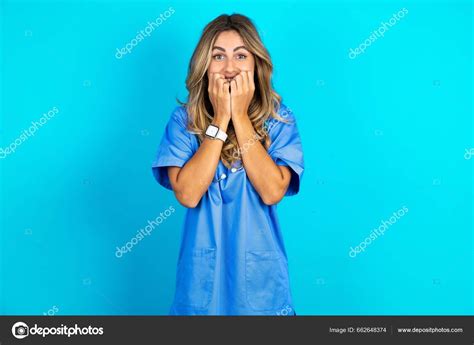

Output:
xmin=236 ymin=54 xmax=247 ymax=60
xmin=213 ymin=54 xmax=225 ymax=61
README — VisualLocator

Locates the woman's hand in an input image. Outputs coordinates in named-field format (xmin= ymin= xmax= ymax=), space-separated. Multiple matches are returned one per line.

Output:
xmin=230 ymin=70 xmax=255 ymax=121
xmin=208 ymin=72 xmax=231 ymax=121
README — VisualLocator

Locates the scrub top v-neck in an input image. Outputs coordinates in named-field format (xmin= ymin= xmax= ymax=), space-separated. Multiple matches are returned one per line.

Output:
xmin=152 ymin=104 xmax=304 ymax=315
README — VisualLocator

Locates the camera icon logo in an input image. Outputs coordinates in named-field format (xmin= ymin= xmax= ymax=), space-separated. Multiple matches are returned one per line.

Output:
xmin=12 ymin=322 xmax=29 ymax=339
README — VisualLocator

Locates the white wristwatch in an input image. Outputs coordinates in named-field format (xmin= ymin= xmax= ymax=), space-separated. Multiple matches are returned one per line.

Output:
xmin=205 ymin=124 xmax=228 ymax=142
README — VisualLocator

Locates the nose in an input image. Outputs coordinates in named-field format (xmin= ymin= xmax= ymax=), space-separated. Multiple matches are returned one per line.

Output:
xmin=223 ymin=58 xmax=238 ymax=78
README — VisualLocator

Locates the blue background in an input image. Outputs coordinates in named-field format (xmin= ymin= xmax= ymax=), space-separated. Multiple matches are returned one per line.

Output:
xmin=0 ymin=0 xmax=472 ymax=315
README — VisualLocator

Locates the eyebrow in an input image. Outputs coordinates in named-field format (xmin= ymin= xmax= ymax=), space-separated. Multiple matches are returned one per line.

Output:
xmin=212 ymin=45 xmax=249 ymax=52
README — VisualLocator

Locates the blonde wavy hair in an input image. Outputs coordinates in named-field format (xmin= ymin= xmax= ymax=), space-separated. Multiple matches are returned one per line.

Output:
xmin=182 ymin=14 xmax=285 ymax=168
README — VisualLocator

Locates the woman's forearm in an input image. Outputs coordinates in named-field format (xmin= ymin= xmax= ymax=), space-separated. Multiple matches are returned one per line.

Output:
xmin=169 ymin=116 xmax=230 ymax=208
xmin=232 ymin=114 xmax=290 ymax=205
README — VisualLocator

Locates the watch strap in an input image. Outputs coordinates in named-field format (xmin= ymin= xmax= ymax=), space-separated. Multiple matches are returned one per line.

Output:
xmin=215 ymin=128 xmax=227 ymax=142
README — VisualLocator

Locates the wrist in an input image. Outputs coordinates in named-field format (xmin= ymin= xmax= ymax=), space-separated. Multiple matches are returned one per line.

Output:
xmin=212 ymin=115 xmax=230 ymax=132
xmin=206 ymin=122 xmax=228 ymax=143
xmin=231 ymin=112 xmax=251 ymax=129
xmin=231 ymin=111 xmax=249 ymax=125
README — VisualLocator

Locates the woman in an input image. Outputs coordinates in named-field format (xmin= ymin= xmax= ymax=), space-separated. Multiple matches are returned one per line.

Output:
xmin=152 ymin=13 xmax=304 ymax=315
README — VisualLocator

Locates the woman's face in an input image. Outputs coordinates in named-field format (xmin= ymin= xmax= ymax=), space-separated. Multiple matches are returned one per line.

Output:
xmin=207 ymin=30 xmax=255 ymax=81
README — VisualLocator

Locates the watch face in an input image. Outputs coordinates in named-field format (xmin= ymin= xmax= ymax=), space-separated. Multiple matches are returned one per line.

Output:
xmin=206 ymin=125 xmax=218 ymax=137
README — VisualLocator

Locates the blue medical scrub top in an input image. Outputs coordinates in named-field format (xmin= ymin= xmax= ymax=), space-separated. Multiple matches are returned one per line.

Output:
xmin=152 ymin=104 xmax=304 ymax=315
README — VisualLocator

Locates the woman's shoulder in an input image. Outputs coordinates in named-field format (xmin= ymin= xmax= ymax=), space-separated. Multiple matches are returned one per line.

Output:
xmin=264 ymin=103 xmax=297 ymax=134
xmin=169 ymin=105 xmax=189 ymax=127
xmin=171 ymin=105 xmax=188 ymax=122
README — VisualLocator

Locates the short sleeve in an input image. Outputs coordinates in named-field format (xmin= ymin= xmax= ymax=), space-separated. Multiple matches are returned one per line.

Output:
xmin=266 ymin=105 xmax=304 ymax=196
xmin=152 ymin=106 xmax=195 ymax=190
